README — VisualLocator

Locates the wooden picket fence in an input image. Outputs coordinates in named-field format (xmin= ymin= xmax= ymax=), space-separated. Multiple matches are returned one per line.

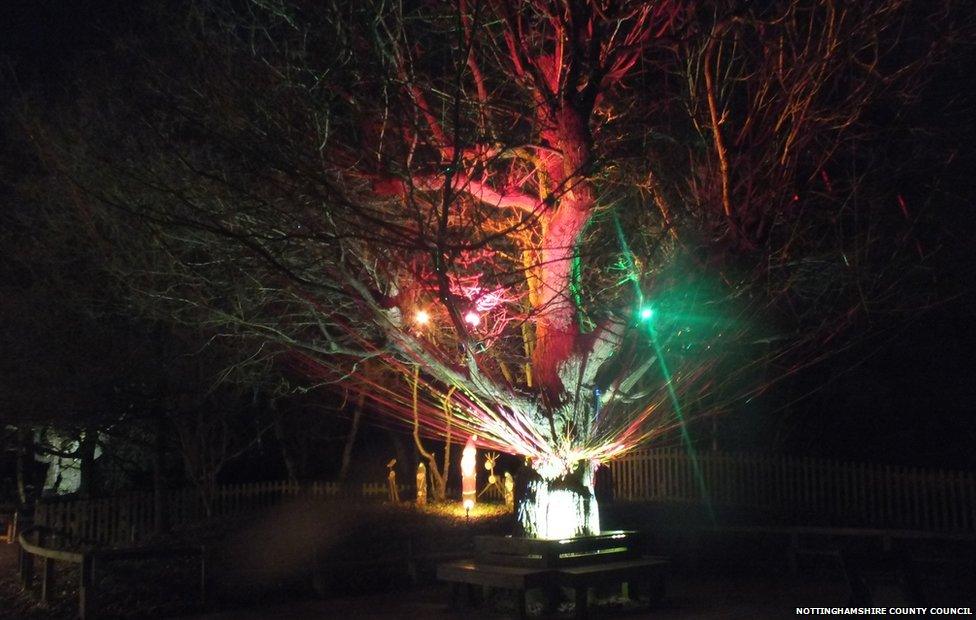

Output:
xmin=609 ymin=448 xmax=976 ymax=533
xmin=35 ymin=450 xmax=976 ymax=546
xmin=34 ymin=480 xmax=404 ymax=546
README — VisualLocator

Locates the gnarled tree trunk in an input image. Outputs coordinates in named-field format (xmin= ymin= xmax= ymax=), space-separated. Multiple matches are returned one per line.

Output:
xmin=516 ymin=460 xmax=600 ymax=539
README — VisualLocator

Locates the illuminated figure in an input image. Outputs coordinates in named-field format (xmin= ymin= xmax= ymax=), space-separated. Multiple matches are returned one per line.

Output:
xmin=503 ymin=472 xmax=515 ymax=509
xmin=386 ymin=459 xmax=400 ymax=503
xmin=416 ymin=462 xmax=427 ymax=507
xmin=461 ymin=436 xmax=477 ymax=512
xmin=479 ymin=452 xmax=507 ymax=501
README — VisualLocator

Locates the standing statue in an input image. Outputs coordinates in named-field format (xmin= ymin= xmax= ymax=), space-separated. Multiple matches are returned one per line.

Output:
xmin=386 ymin=458 xmax=400 ymax=503
xmin=478 ymin=452 xmax=507 ymax=501
xmin=503 ymin=472 xmax=515 ymax=509
xmin=461 ymin=436 xmax=477 ymax=511
xmin=416 ymin=462 xmax=427 ymax=507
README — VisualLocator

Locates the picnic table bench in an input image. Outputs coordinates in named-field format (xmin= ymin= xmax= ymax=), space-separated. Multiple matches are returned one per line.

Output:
xmin=437 ymin=531 xmax=668 ymax=619
xmin=555 ymin=557 xmax=668 ymax=619
xmin=437 ymin=560 xmax=557 ymax=618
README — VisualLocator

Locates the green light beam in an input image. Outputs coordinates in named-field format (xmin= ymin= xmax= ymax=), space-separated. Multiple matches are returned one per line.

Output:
xmin=611 ymin=209 xmax=715 ymax=523
xmin=646 ymin=321 xmax=716 ymax=524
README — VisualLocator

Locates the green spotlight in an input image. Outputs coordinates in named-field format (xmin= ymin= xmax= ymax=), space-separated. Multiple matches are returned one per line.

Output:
xmin=639 ymin=306 xmax=654 ymax=321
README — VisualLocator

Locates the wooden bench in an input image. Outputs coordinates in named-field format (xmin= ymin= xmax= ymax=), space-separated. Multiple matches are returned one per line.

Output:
xmin=474 ymin=531 xmax=641 ymax=568
xmin=437 ymin=560 xmax=557 ymax=619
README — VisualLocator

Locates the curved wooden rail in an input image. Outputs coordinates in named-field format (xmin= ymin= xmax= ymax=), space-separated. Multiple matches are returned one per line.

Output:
xmin=17 ymin=526 xmax=207 ymax=619
xmin=17 ymin=526 xmax=87 ymax=610
xmin=17 ymin=527 xmax=84 ymax=562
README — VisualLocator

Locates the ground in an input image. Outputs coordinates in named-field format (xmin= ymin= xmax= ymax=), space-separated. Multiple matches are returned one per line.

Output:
xmin=184 ymin=574 xmax=853 ymax=619
xmin=4 ymin=538 xmax=975 ymax=618
xmin=3 ymin=500 xmax=974 ymax=618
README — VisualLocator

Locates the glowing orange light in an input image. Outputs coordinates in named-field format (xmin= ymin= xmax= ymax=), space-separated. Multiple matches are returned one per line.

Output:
xmin=414 ymin=309 xmax=430 ymax=325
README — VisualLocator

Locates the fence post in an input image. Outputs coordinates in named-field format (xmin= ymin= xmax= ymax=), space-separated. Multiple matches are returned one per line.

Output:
xmin=78 ymin=553 xmax=94 ymax=620
xmin=624 ymin=455 xmax=631 ymax=501
xmin=19 ymin=540 xmax=33 ymax=587
xmin=951 ymin=471 xmax=963 ymax=531
xmin=943 ymin=469 xmax=952 ymax=532
xmin=969 ymin=472 xmax=976 ymax=533
xmin=620 ymin=455 xmax=629 ymax=501
xmin=883 ymin=465 xmax=892 ymax=528
xmin=920 ymin=469 xmax=931 ymax=531
xmin=41 ymin=555 xmax=55 ymax=604
xmin=788 ymin=532 xmax=799 ymax=576
xmin=199 ymin=545 xmax=209 ymax=610
xmin=940 ymin=470 xmax=951 ymax=532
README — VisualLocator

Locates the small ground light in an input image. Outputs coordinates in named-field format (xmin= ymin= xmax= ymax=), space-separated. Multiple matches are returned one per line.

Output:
xmin=464 ymin=311 xmax=480 ymax=327
xmin=414 ymin=309 xmax=430 ymax=325
xmin=639 ymin=307 xmax=654 ymax=320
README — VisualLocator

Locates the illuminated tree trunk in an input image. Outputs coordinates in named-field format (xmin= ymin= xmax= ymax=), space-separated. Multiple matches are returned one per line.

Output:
xmin=517 ymin=106 xmax=603 ymax=536
xmin=516 ymin=461 xmax=600 ymax=539
xmin=532 ymin=106 xmax=596 ymax=397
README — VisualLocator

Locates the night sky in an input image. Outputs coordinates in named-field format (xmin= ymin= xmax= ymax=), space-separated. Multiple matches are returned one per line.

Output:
xmin=2 ymin=1 xmax=975 ymax=471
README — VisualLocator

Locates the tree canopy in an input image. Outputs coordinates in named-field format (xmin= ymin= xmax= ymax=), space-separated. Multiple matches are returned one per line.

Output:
xmin=6 ymin=0 xmax=971 ymax=473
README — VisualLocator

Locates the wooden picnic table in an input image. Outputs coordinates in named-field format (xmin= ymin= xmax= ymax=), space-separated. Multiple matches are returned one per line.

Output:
xmin=437 ymin=555 xmax=669 ymax=619
xmin=438 ymin=531 xmax=669 ymax=619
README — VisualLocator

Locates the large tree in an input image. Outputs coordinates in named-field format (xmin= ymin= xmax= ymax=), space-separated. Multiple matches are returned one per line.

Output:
xmin=12 ymin=0 xmax=965 ymax=537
